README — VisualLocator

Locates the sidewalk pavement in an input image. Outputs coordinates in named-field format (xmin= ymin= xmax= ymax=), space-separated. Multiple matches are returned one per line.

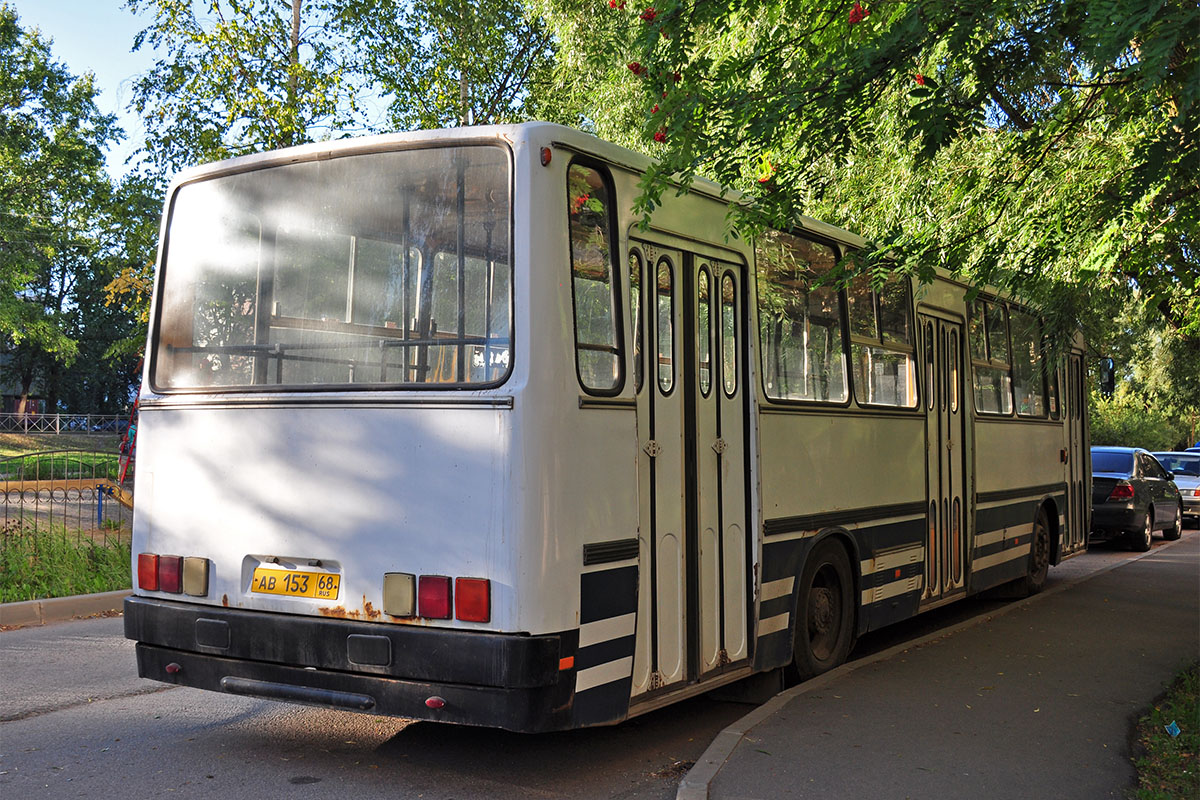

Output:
xmin=681 ymin=533 xmax=1199 ymax=800
xmin=0 ymin=589 xmax=129 ymax=628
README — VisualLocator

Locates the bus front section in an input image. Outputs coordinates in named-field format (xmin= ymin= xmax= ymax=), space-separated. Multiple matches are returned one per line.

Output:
xmin=124 ymin=135 xmax=573 ymax=732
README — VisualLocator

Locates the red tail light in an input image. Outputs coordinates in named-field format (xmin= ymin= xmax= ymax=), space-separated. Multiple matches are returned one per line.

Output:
xmin=137 ymin=553 xmax=160 ymax=591
xmin=1107 ymin=482 xmax=1135 ymax=502
xmin=455 ymin=578 xmax=491 ymax=622
xmin=159 ymin=555 xmax=183 ymax=593
xmin=418 ymin=575 xmax=452 ymax=619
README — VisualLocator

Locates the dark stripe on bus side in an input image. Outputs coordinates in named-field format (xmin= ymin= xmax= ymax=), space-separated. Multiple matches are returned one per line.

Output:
xmin=580 ymin=566 xmax=638 ymax=624
xmin=573 ymin=566 xmax=638 ymax=727
xmin=764 ymin=500 xmax=927 ymax=538
xmin=868 ymin=589 xmax=923 ymax=630
xmin=758 ymin=594 xmax=792 ymax=623
xmin=575 ymin=635 xmax=636 ymax=672
xmin=976 ymin=482 xmax=1065 ymax=504
xmin=572 ymin=678 xmax=633 ymax=728
xmin=970 ymin=557 xmax=1028 ymax=594
xmin=977 ymin=501 xmax=1040 ymax=535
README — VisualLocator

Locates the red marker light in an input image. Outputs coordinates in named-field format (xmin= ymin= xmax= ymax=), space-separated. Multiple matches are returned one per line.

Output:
xmin=455 ymin=578 xmax=491 ymax=623
xmin=138 ymin=553 xmax=160 ymax=591
xmin=418 ymin=575 xmax=452 ymax=619
xmin=158 ymin=555 xmax=183 ymax=593
xmin=425 ymin=696 xmax=446 ymax=709
xmin=165 ymin=662 xmax=182 ymax=674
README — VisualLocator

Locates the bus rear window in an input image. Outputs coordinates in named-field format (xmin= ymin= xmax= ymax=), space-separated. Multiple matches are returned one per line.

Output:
xmin=152 ymin=145 xmax=511 ymax=391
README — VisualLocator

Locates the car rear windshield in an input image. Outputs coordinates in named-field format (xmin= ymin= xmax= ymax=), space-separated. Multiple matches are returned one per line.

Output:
xmin=152 ymin=144 xmax=512 ymax=391
xmin=1154 ymin=454 xmax=1200 ymax=476
xmin=1092 ymin=451 xmax=1133 ymax=475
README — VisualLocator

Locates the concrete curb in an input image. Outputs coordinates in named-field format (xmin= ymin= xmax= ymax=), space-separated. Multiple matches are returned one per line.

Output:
xmin=0 ymin=589 xmax=130 ymax=628
xmin=675 ymin=533 xmax=1197 ymax=800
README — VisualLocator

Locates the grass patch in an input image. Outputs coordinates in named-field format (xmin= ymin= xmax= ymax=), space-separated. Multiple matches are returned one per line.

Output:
xmin=0 ymin=451 xmax=121 ymax=482
xmin=0 ymin=523 xmax=131 ymax=602
xmin=0 ymin=433 xmax=122 ymax=458
xmin=1133 ymin=663 xmax=1200 ymax=800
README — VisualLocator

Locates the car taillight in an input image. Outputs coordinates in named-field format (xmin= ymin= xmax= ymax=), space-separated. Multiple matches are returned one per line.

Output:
xmin=455 ymin=578 xmax=491 ymax=623
xmin=418 ymin=575 xmax=452 ymax=619
xmin=1107 ymin=481 xmax=1135 ymax=501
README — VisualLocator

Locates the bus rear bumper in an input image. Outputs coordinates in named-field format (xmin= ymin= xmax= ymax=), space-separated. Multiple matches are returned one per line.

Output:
xmin=125 ymin=596 xmax=579 ymax=732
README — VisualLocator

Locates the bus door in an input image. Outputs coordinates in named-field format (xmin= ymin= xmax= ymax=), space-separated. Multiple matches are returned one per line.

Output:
xmin=1063 ymin=352 xmax=1089 ymax=553
xmin=919 ymin=314 xmax=967 ymax=603
xmin=628 ymin=239 xmax=750 ymax=697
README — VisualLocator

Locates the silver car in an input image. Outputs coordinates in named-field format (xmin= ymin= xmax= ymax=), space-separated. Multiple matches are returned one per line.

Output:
xmin=1152 ymin=452 xmax=1200 ymax=523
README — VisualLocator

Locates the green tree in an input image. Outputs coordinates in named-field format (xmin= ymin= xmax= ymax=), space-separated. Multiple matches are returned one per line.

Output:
xmin=542 ymin=1 xmax=1198 ymax=341
xmin=127 ymin=0 xmax=368 ymax=174
xmin=1 ymin=4 xmax=124 ymax=413
xmin=344 ymin=0 xmax=558 ymax=129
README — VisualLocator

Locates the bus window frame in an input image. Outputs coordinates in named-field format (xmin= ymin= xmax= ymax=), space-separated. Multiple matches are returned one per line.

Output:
xmin=1008 ymin=306 xmax=1050 ymax=419
xmin=845 ymin=270 xmax=919 ymax=410
xmin=754 ymin=229 xmax=854 ymax=410
xmin=969 ymin=298 xmax=1015 ymax=416
xmin=148 ymin=141 xmax=517 ymax=395
xmin=566 ymin=156 xmax=626 ymax=398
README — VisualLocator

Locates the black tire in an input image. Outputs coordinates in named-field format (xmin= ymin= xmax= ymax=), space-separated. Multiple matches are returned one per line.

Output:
xmin=1163 ymin=504 xmax=1183 ymax=541
xmin=1016 ymin=508 xmax=1051 ymax=596
xmin=1130 ymin=508 xmax=1153 ymax=552
xmin=793 ymin=539 xmax=856 ymax=681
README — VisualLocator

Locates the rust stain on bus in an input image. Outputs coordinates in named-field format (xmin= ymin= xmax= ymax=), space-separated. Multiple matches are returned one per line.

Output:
xmin=318 ymin=597 xmax=383 ymax=620
xmin=318 ymin=605 xmax=360 ymax=619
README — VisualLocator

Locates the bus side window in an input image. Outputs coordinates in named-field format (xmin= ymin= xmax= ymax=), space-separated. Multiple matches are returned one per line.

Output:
xmin=847 ymin=274 xmax=917 ymax=408
xmin=630 ymin=250 xmax=645 ymax=394
xmin=1048 ymin=363 xmax=1061 ymax=419
xmin=1010 ymin=309 xmax=1048 ymax=417
xmin=567 ymin=162 xmax=623 ymax=394
xmin=755 ymin=230 xmax=848 ymax=403
xmin=969 ymin=300 xmax=1014 ymax=414
xmin=657 ymin=257 xmax=675 ymax=394
xmin=721 ymin=272 xmax=737 ymax=397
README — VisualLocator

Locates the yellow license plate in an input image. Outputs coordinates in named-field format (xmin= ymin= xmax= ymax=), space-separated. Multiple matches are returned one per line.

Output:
xmin=251 ymin=568 xmax=340 ymax=599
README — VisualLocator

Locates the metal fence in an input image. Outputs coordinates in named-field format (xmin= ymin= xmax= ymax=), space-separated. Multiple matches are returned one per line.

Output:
xmin=1 ymin=450 xmax=133 ymax=547
xmin=0 ymin=413 xmax=131 ymax=435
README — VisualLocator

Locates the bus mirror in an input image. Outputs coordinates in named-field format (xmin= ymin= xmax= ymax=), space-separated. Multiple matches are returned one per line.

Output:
xmin=1099 ymin=357 xmax=1115 ymax=398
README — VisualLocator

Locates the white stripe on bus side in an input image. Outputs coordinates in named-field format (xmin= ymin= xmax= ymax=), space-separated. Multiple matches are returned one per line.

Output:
xmin=860 ymin=544 xmax=924 ymax=575
xmin=861 ymin=574 xmax=924 ymax=606
xmin=970 ymin=543 xmax=1031 ymax=572
xmin=760 ymin=576 xmax=794 ymax=602
xmin=757 ymin=613 xmax=791 ymax=637
xmin=575 ymin=656 xmax=635 ymax=693
xmin=578 ymin=612 xmax=637 ymax=649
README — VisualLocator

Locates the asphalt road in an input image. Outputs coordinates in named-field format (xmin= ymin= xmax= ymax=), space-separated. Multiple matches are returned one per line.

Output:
xmin=0 ymin=534 xmax=1181 ymax=799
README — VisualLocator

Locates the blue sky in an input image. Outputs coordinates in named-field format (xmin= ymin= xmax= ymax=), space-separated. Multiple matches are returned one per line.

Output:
xmin=9 ymin=0 xmax=153 ymax=174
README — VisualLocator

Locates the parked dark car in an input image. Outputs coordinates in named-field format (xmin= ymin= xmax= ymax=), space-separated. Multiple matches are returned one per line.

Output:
xmin=1090 ymin=446 xmax=1183 ymax=550
xmin=1151 ymin=452 xmax=1200 ymax=523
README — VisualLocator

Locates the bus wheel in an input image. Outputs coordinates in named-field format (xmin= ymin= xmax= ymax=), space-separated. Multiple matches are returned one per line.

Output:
xmin=1019 ymin=508 xmax=1051 ymax=596
xmin=793 ymin=540 xmax=855 ymax=681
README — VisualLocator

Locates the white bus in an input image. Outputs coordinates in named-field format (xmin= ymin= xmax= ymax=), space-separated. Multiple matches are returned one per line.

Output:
xmin=124 ymin=123 xmax=1089 ymax=731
